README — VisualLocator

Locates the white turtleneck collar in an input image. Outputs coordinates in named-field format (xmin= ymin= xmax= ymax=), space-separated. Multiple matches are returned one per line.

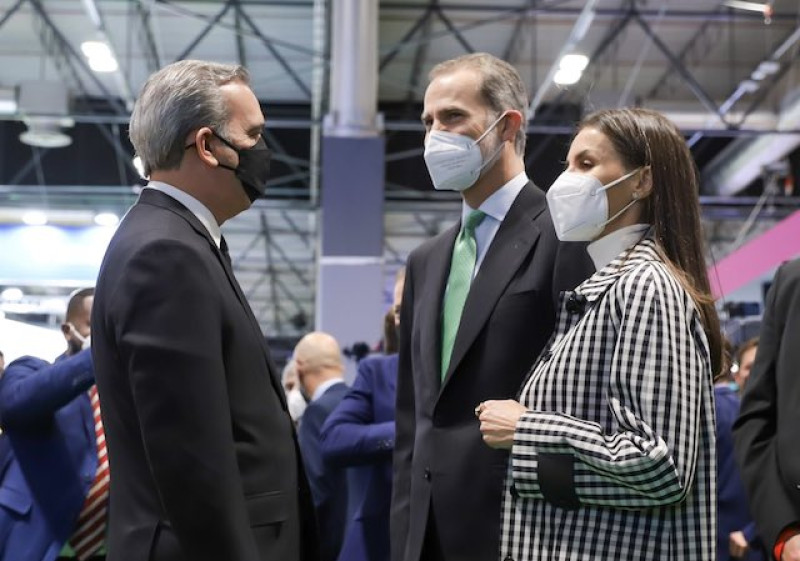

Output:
xmin=587 ymin=224 xmax=650 ymax=271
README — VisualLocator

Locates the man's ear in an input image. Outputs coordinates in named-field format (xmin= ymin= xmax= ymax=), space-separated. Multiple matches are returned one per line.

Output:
xmin=500 ymin=110 xmax=523 ymax=144
xmin=187 ymin=127 xmax=219 ymax=167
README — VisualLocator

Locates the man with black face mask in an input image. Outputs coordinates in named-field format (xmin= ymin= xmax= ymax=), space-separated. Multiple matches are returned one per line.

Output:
xmin=91 ymin=60 xmax=317 ymax=561
xmin=0 ymin=287 xmax=110 ymax=561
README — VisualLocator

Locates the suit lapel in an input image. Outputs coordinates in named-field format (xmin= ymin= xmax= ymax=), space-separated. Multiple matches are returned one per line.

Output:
xmin=136 ymin=189 xmax=287 ymax=408
xmin=441 ymin=183 xmax=545 ymax=391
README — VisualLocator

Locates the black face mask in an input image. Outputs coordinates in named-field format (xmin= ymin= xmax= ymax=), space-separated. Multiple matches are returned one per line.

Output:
xmin=187 ymin=130 xmax=272 ymax=203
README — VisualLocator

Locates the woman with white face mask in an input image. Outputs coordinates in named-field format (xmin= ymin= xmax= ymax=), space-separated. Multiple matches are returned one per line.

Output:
xmin=476 ymin=108 xmax=723 ymax=561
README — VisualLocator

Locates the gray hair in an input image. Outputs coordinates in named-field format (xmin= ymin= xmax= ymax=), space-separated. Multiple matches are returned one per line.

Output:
xmin=429 ymin=53 xmax=529 ymax=156
xmin=129 ymin=60 xmax=250 ymax=175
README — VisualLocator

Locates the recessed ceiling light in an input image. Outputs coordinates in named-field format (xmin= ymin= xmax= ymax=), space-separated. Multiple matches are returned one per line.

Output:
xmin=22 ymin=211 xmax=48 ymax=226
xmin=554 ymin=68 xmax=582 ymax=86
xmin=94 ymin=212 xmax=119 ymax=227
xmin=559 ymin=54 xmax=589 ymax=72
xmin=0 ymin=288 xmax=24 ymax=302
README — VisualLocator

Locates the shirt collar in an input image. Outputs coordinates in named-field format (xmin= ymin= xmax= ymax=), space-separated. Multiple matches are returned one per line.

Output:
xmin=145 ymin=181 xmax=222 ymax=248
xmin=312 ymin=378 xmax=344 ymax=402
xmin=460 ymin=171 xmax=528 ymax=223
xmin=587 ymin=223 xmax=650 ymax=271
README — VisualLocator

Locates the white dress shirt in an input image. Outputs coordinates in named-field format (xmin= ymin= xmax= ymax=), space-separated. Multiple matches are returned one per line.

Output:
xmin=461 ymin=171 xmax=529 ymax=278
xmin=145 ymin=181 xmax=222 ymax=249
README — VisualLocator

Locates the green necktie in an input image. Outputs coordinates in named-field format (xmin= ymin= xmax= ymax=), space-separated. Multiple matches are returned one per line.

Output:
xmin=441 ymin=210 xmax=486 ymax=380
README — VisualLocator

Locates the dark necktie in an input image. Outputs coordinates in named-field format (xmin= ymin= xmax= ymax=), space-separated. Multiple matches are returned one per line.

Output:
xmin=220 ymin=235 xmax=233 ymax=268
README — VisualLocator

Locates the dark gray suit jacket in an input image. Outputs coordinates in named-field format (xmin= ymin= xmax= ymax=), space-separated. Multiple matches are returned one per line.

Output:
xmin=390 ymin=182 xmax=593 ymax=561
xmin=734 ymin=258 xmax=800 ymax=552
xmin=92 ymin=188 xmax=317 ymax=561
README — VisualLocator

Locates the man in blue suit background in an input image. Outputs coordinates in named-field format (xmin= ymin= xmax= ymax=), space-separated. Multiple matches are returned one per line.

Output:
xmin=294 ymin=332 xmax=350 ymax=561
xmin=0 ymin=288 xmax=107 ymax=561
xmin=319 ymin=269 xmax=405 ymax=561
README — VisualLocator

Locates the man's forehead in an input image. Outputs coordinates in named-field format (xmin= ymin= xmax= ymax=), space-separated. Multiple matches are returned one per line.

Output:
xmin=424 ymin=70 xmax=483 ymax=107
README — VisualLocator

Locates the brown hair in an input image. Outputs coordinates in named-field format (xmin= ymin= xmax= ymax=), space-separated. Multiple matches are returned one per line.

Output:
xmin=579 ymin=108 xmax=723 ymax=378
xmin=429 ymin=53 xmax=529 ymax=156
xmin=735 ymin=337 xmax=759 ymax=366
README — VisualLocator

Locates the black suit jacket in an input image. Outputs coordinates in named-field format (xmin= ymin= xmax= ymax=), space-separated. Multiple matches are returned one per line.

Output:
xmin=734 ymin=258 xmax=800 ymax=551
xmin=92 ymin=189 xmax=317 ymax=561
xmin=390 ymin=182 xmax=593 ymax=561
xmin=298 ymin=381 xmax=350 ymax=561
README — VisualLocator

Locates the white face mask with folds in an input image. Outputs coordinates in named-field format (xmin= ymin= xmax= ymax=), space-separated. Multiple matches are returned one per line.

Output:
xmin=286 ymin=387 xmax=307 ymax=422
xmin=423 ymin=112 xmax=507 ymax=192
xmin=66 ymin=322 xmax=91 ymax=350
xmin=546 ymin=167 xmax=643 ymax=242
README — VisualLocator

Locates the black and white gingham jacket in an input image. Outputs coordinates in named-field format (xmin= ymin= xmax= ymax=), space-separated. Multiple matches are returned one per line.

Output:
xmin=500 ymin=238 xmax=716 ymax=561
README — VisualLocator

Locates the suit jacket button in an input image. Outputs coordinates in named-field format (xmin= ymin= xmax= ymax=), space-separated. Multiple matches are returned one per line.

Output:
xmin=542 ymin=350 xmax=552 ymax=361
xmin=424 ymin=468 xmax=431 ymax=481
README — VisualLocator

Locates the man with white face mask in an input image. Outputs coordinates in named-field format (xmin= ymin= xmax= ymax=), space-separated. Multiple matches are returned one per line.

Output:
xmin=282 ymin=359 xmax=307 ymax=423
xmin=391 ymin=53 xmax=593 ymax=561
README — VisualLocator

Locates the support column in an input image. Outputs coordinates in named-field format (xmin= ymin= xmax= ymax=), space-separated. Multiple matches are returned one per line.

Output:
xmin=317 ymin=0 xmax=384 ymax=380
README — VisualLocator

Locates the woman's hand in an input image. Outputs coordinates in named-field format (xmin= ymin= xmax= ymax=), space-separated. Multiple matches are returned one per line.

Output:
xmin=476 ymin=399 xmax=527 ymax=449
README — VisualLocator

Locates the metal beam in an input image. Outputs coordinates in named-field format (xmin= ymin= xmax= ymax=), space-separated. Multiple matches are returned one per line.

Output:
xmin=155 ymin=0 xmax=318 ymax=57
xmin=258 ymin=211 xmax=282 ymax=332
xmin=7 ymin=149 xmax=53 ymax=186
xmin=234 ymin=1 xmax=248 ymax=68
xmin=237 ymin=7 xmax=312 ymax=99
xmin=173 ymin=0 xmax=233 ymax=63
xmin=501 ymin=3 xmax=528 ymax=63
xmin=380 ymin=3 xmax=800 ymax=22
xmin=379 ymin=8 xmax=433 ymax=72
xmin=404 ymin=1 xmax=435 ymax=116
xmin=262 ymin=129 xmax=311 ymax=189
xmin=634 ymin=11 xmax=724 ymax=121
xmin=132 ymin=0 xmax=162 ymax=73
xmin=645 ymin=7 xmax=724 ymax=101
xmin=434 ymin=4 xmax=476 ymax=54
xmin=0 ymin=0 xmax=23 ymax=34
xmin=688 ymin=24 xmax=800 ymax=148
xmin=27 ymin=0 xmax=141 ymax=180
xmin=525 ymin=12 xmax=633 ymax=168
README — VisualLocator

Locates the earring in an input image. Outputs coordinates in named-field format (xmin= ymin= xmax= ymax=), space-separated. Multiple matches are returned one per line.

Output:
xmin=632 ymin=192 xmax=639 ymax=200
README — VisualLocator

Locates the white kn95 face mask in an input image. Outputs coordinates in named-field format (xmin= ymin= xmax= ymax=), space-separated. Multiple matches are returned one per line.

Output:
xmin=423 ymin=113 xmax=507 ymax=192
xmin=546 ymin=167 xmax=642 ymax=242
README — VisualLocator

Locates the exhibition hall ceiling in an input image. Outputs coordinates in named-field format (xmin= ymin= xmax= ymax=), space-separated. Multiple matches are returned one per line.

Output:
xmin=0 ymin=0 xmax=798 ymax=336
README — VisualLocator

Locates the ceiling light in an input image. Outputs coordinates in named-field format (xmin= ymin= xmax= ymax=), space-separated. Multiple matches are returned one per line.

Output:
xmin=81 ymin=40 xmax=111 ymax=59
xmin=0 ymin=288 xmax=24 ymax=302
xmin=722 ymin=0 xmax=770 ymax=13
xmin=554 ymin=68 xmax=583 ymax=86
xmin=81 ymin=40 xmax=119 ymax=73
xmin=19 ymin=120 xmax=73 ymax=148
xmin=88 ymin=56 xmax=118 ymax=73
xmin=740 ymin=79 xmax=760 ymax=94
xmin=757 ymin=61 xmax=780 ymax=75
xmin=0 ymin=87 xmax=16 ymax=115
xmin=559 ymin=54 xmax=589 ymax=72
xmin=22 ymin=211 xmax=48 ymax=226
xmin=94 ymin=212 xmax=119 ymax=227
